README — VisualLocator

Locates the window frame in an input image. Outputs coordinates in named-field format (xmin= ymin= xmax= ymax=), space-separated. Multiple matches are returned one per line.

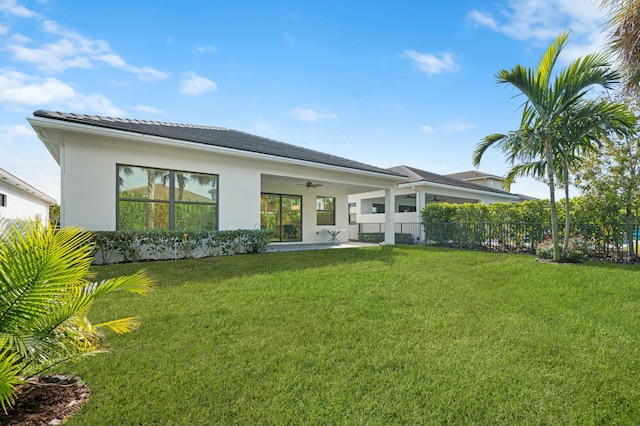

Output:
xmin=348 ymin=202 xmax=357 ymax=224
xmin=116 ymin=164 xmax=218 ymax=231
xmin=372 ymin=203 xmax=385 ymax=214
xmin=316 ymin=196 xmax=336 ymax=226
xmin=0 ymin=193 xmax=6 ymax=207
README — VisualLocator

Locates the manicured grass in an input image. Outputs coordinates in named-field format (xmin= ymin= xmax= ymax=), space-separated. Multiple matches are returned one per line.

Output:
xmin=65 ymin=246 xmax=640 ymax=425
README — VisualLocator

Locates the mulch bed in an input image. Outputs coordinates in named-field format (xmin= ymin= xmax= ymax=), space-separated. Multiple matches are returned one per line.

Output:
xmin=0 ymin=375 xmax=89 ymax=426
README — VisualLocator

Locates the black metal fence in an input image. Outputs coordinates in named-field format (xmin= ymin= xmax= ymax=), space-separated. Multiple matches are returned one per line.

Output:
xmin=351 ymin=222 xmax=421 ymax=244
xmin=424 ymin=221 xmax=640 ymax=261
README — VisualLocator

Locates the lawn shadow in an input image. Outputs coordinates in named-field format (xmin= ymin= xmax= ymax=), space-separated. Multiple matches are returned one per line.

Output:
xmin=91 ymin=244 xmax=406 ymax=287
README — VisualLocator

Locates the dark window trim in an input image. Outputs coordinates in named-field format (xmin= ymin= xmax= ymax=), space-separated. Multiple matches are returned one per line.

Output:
xmin=116 ymin=164 xmax=218 ymax=231
xmin=316 ymin=196 xmax=336 ymax=226
xmin=0 ymin=193 xmax=6 ymax=207
xmin=261 ymin=192 xmax=303 ymax=242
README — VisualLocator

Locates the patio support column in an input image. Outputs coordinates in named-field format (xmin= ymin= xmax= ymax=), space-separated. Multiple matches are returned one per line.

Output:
xmin=384 ymin=187 xmax=395 ymax=244
xmin=416 ymin=189 xmax=425 ymax=243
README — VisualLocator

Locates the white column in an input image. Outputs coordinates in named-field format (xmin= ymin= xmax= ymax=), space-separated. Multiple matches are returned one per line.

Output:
xmin=416 ymin=189 xmax=425 ymax=243
xmin=384 ymin=187 xmax=395 ymax=244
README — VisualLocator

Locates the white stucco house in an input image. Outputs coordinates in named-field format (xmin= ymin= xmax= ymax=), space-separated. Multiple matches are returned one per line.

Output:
xmin=28 ymin=110 xmax=408 ymax=245
xmin=347 ymin=165 xmax=519 ymax=242
xmin=0 ymin=167 xmax=57 ymax=224
xmin=445 ymin=170 xmax=538 ymax=202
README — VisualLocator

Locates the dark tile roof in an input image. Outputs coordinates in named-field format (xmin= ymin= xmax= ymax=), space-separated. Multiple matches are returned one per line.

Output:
xmin=446 ymin=170 xmax=504 ymax=180
xmin=388 ymin=165 xmax=516 ymax=197
xmin=33 ymin=110 xmax=405 ymax=178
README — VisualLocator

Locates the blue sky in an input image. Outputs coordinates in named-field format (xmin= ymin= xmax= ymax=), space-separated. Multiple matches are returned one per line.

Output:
xmin=0 ymin=0 xmax=610 ymax=201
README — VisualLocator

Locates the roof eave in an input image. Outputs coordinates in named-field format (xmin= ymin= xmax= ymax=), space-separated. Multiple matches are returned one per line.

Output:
xmin=27 ymin=116 xmax=407 ymax=183
xmin=397 ymin=180 xmax=518 ymax=200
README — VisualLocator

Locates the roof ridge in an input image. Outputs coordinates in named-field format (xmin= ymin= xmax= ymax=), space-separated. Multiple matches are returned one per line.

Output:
xmin=34 ymin=110 xmax=230 ymax=131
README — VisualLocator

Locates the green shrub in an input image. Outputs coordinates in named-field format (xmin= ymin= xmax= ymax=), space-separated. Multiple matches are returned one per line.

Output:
xmin=536 ymin=235 xmax=595 ymax=263
xmin=91 ymin=229 xmax=273 ymax=265
xmin=0 ymin=219 xmax=152 ymax=412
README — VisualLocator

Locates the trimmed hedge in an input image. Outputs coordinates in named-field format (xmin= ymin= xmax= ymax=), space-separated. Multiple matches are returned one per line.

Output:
xmin=91 ymin=229 xmax=273 ymax=265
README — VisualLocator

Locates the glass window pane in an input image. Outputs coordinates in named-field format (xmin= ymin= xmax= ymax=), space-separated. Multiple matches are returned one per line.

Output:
xmin=317 ymin=196 xmax=335 ymax=226
xmin=175 ymin=172 xmax=218 ymax=202
xmin=281 ymin=195 xmax=302 ymax=242
xmin=118 ymin=166 xmax=169 ymax=200
xmin=118 ymin=201 xmax=169 ymax=230
xmin=175 ymin=203 xmax=217 ymax=231
xmin=261 ymin=194 xmax=280 ymax=241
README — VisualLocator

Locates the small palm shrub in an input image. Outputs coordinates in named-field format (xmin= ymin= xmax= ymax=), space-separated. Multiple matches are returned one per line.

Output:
xmin=0 ymin=219 xmax=153 ymax=412
xmin=537 ymin=235 xmax=594 ymax=263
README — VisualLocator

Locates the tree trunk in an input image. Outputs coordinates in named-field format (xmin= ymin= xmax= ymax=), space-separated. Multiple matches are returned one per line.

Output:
xmin=626 ymin=206 xmax=634 ymax=260
xmin=563 ymin=158 xmax=570 ymax=254
xmin=545 ymin=140 xmax=561 ymax=261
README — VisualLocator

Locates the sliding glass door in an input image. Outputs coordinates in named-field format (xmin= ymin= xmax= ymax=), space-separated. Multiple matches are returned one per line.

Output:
xmin=260 ymin=193 xmax=302 ymax=242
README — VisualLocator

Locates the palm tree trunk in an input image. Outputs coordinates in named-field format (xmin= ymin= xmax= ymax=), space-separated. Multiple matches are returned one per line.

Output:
xmin=563 ymin=158 xmax=570 ymax=254
xmin=545 ymin=141 xmax=561 ymax=261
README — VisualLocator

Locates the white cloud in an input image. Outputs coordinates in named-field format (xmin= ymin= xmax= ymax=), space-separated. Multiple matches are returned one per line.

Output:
xmin=0 ymin=0 xmax=37 ymax=17
xmin=124 ymin=65 xmax=169 ymax=82
xmin=420 ymin=125 xmax=434 ymax=134
xmin=252 ymin=118 xmax=275 ymax=136
xmin=405 ymin=50 xmax=458 ymax=75
xmin=180 ymin=71 xmax=217 ymax=95
xmin=7 ymin=38 xmax=93 ymax=72
xmin=289 ymin=106 xmax=338 ymax=122
xmin=134 ymin=105 xmax=166 ymax=115
xmin=4 ymin=19 xmax=169 ymax=80
xmin=67 ymin=94 xmax=123 ymax=116
xmin=194 ymin=45 xmax=215 ymax=53
xmin=442 ymin=120 xmax=474 ymax=132
xmin=0 ymin=123 xmax=32 ymax=139
xmin=95 ymin=53 xmax=126 ymax=67
xmin=466 ymin=10 xmax=498 ymax=31
xmin=0 ymin=69 xmax=123 ymax=115
xmin=467 ymin=0 xmax=605 ymax=58
xmin=0 ymin=24 xmax=8 ymax=35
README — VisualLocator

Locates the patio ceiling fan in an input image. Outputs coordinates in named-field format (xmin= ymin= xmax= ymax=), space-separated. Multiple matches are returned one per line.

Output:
xmin=297 ymin=180 xmax=323 ymax=189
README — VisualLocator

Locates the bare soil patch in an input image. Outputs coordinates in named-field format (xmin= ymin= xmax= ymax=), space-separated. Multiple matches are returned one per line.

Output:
xmin=0 ymin=375 xmax=89 ymax=426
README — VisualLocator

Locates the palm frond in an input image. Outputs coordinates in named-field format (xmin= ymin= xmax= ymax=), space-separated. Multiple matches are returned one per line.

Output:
xmin=472 ymin=133 xmax=508 ymax=167
xmin=95 ymin=317 xmax=142 ymax=334
xmin=536 ymin=32 xmax=569 ymax=87
xmin=0 ymin=346 xmax=22 ymax=413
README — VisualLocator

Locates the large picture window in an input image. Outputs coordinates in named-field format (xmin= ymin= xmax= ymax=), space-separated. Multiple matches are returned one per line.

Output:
xmin=117 ymin=165 xmax=218 ymax=231
xmin=316 ymin=196 xmax=335 ymax=225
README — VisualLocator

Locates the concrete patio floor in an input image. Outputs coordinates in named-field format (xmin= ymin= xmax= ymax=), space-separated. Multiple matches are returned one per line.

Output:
xmin=265 ymin=241 xmax=378 ymax=252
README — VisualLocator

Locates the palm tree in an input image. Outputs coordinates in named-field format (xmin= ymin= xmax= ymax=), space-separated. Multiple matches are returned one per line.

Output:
xmin=0 ymin=219 xmax=153 ymax=412
xmin=473 ymin=32 xmax=625 ymax=261
xmin=600 ymin=0 xmax=640 ymax=93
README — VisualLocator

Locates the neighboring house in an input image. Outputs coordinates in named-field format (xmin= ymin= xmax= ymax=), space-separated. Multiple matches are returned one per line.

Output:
xmin=0 ymin=167 xmax=57 ymax=224
xmin=348 ymin=165 xmax=519 ymax=242
xmin=28 ymin=110 xmax=407 ymax=244
xmin=446 ymin=170 xmax=538 ymax=202
xmin=445 ymin=170 xmax=508 ymax=191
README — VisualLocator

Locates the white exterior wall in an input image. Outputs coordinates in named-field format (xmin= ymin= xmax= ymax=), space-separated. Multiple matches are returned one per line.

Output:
xmin=61 ymin=133 xmax=262 ymax=231
xmin=348 ymin=186 xmax=515 ymax=225
xmin=58 ymin=132 xmax=397 ymax=244
xmin=0 ymin=182 xmax=50 ymax=224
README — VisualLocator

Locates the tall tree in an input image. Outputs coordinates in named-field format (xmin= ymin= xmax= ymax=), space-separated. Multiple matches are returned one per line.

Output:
xmin=601 ymin=0 xmax=640 ymax=94
xmin=473 ymin=32 xmax=625 ymax=261
xmin=575 ymin=95 xmax=640 ymax=258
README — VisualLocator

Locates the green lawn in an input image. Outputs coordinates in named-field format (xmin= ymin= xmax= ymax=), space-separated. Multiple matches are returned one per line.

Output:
xmin=65 ymin=246 xmax=640 ymax=425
